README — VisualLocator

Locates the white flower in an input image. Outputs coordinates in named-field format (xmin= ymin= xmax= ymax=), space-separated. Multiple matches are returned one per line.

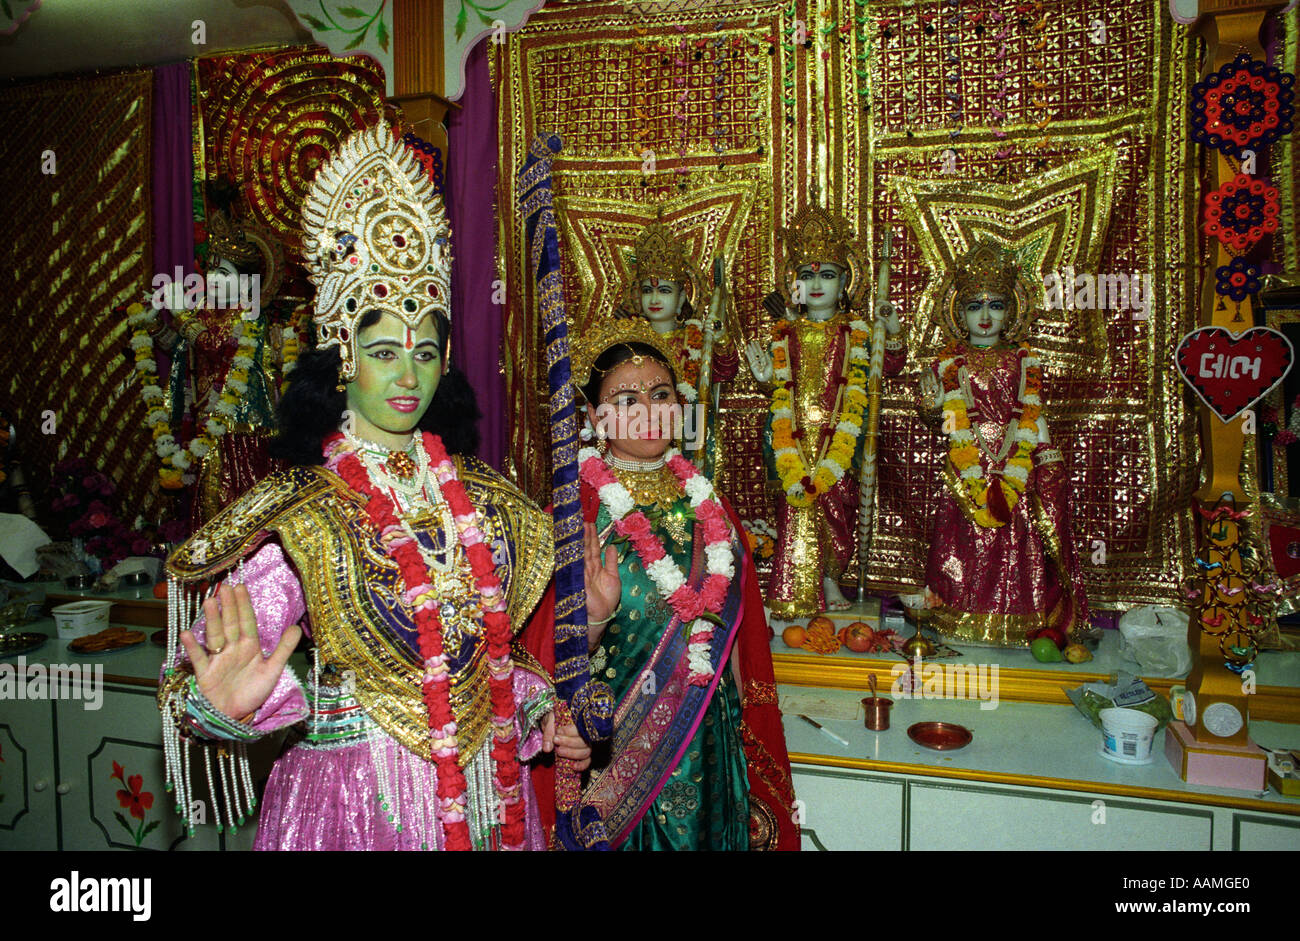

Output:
xmin=130 ymin=334 xmax=153 ymax=351
xmin=137 ymin=358 xmax=157 ymax=373
xmin=1002 ymin=463 xmax=1030 ymax=484
xmin=231 ymin=353 xmax=254 ymax=370
xmin=205 ymin=418 xmax=227 ymax=436
xmin=849 ymin=346 xmax=870 ymax=363
xmin=190 ymin=439 xmax=211 ymax=458
xmin=836 ymin=419 xmax=861 ymax=437
xmin=683 ymin=474 xmax=712 ymax=504
xmin=146 ymin=408 xmax=169 ymax=426
xmin=823 ymin=458 xmax=846 ymax=480
xmin=960 ymin=464 xmax=984 ymax=479
xmin=171 ymin=450 xmax=192 ymax=470
xmin=140 ymin=385 xmax=164 ymax=403
xmin=598 ymin=482 xmax=634 ymax=520
xmin=949 ymin=428 xmax=975 ymax=444
xmin=849 ymin=319 xmax=870 ymax=333
xmin=1014 ymin=426 xmax=1037 ymax=444
xmin=578 ymin=447 xmax=601 ymax=464
xmin=213 ymin=399 xmax=238 ymax=418
xmin=677 ymin=382 xmax=697 ymax=402
xmin=705 ymin=542 xmax=735 ymax=577
xmin=646 ymin=555 xmax=685 ymax=594
xmin=225 ymin=378 xmax=248 ymax=394
xmin=1022 ymin=393 xmax=1041 ymax=407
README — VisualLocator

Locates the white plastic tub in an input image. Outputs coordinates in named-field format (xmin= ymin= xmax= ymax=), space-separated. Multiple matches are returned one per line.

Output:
xmin=51 ymin=600 xmax=113 ymax=641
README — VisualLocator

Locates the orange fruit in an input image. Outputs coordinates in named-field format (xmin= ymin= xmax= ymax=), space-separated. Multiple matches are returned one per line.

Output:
xmin=781 ymin=625 xmax=807 ymax=648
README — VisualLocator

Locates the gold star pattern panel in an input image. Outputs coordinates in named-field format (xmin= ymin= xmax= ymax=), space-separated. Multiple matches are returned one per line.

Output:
xmin=0 ymin=72 xmax=158 ymax=518
xmin=863 ymin=1 xmax=1198 ymax=608
xmin=496 ymin=0 xmax=1204 ymax=610
xmin=555 ymin=185 xmax=758 ymax=327
xmin=891 ymin=148 xmax=1119 ymax=365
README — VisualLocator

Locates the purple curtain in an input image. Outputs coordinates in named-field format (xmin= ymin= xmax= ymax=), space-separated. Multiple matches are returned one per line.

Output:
xmin=447 ymin=40 xmax=507 ymax=473
xmin=151 ymin=63 xmax=195 ymax=290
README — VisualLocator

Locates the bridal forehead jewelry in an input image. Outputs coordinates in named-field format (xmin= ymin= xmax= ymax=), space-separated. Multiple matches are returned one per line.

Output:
xmin=603 ymin=373 xmax=671 ymax=398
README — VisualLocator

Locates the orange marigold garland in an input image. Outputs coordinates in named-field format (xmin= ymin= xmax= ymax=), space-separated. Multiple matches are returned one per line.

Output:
xmin=936 ymin=342 xmax=1042 ymax=528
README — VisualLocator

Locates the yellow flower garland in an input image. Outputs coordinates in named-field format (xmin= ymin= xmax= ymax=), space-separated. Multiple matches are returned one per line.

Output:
xmin=768 ymin=318 xmax=871 ymax=508
xmin=937 ymin=341 xmax=1042 ymax=528
xmin=128 ymin=302 xmax=263 ymax=490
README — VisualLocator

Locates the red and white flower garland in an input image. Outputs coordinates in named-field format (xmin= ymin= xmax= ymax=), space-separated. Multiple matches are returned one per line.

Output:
xmin=578 ymin=446 xmax=735 ymax=685
xmin=324 ymin=430 xmax=523 ymax=850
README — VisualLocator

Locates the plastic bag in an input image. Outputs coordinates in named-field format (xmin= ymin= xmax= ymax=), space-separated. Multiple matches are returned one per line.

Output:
xmin=1117 ymin=606 xmax=1192 ymax=678
xmin=1065 ymin=672 xmax=1174 ymax=732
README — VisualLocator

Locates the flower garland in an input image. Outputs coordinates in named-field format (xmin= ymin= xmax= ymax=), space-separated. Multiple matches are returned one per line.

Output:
xmin=323 ymin=430 xmax=524 ymax=850
xmin=579 ymin=446 xmax=735 ymax=685
xmin=128 ymin=302 xmax=261 ymax=491
xmin=937 ymin=342 xmax=1041 ymax=529
xmin=768 ymin=318 xmax=871 ymax=508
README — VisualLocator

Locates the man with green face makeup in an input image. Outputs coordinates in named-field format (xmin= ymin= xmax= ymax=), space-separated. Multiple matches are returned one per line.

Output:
xmin=157 ymin=123 xmax=612 ymax=851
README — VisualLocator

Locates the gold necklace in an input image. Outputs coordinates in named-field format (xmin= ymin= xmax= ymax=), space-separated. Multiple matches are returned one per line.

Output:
xmin=609 ymin=463 xmax=683 ymax=515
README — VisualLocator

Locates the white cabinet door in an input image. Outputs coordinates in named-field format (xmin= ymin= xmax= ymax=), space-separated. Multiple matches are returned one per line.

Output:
xmin=55 ymin=685 xmax=219 ymax=851
xmin=1232 ymin=814 xmax=1300 ymax=850
xmin=791 ymin=766 xmax=905 ymax=851
xmin=908 ymin=780 xmax=1214 ymax=850
xmin=0 ymin=698 xmax=57 ymax=850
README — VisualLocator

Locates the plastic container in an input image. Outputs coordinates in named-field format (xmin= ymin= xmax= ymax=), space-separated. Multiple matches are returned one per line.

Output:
xmin=51 ymin=600 xmax=113 ymax=641
xmin=1098 ymin=707 xmax=1159 ymax=765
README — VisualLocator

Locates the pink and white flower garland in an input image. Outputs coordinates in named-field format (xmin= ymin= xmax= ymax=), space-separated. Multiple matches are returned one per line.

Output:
xmin=578 ymin=446 xmax=735 ymax=686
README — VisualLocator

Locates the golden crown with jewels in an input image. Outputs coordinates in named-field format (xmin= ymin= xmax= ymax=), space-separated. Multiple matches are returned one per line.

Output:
xmin=776 ymin=205 xmax=867 ymax=310
xmin=939 ymin=241 xmax=1035 ymax=343
xmin=570 ymin=312 xmax=690 ymax=399
xmin=300 ymin=122 xmax=452 ymax=380
xmin=624 ymin=215 xmax=707 ymax=314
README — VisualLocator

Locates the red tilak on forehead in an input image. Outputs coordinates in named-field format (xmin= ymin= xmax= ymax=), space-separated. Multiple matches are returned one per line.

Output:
xmin=810 ymin=262 xmax=821 ymax=272
xmin=404 ymin=327 xmax=414 ymax=351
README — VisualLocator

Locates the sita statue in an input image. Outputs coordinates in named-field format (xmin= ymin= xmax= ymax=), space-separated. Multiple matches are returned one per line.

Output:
xmin=136 ymin=178 xmax=295 ymax=524
xmin=744 ymin=206 xmax=905 ymax=617
xmin=157 ymin=123 xmax=595 ymax=851
xmin=917 ymin=241 xmax=1092 ymax=650
xmin=522 ymin=313 xmax=798 ymax=850
xmin=623 ymin=216 xmax=738 ymax=403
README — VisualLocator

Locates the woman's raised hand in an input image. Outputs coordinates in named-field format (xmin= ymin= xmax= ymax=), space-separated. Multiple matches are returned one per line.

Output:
xmin=583 ymin=522 xmax=621 ymax=648
xmin=179 ymin=583 xmax=301 ymax=723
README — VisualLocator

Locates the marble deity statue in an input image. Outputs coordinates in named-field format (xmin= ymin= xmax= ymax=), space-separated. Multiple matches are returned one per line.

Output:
xmin=623 ymin=219 xmax=739 ymax=399
xmin=744 ymin=206 xmax=905 ymax=617
xmin=916 ymin=241 xmax=1092 ymax=648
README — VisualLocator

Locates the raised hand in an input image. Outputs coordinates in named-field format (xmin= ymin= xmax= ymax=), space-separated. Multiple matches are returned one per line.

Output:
xmin=179 ymin=583 xmax=301 ymax=724
xmin=745 ymin=340 xmax=774 ymax=384
xmin=583 ymin=521 xmax=621 ymax=649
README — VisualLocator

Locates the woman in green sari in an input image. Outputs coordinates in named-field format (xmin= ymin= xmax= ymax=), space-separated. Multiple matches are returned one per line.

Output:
xmin=563 ymin=314 xmax=799 ymax=851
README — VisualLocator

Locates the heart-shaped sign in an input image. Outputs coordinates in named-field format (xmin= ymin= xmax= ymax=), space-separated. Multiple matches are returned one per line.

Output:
xmin=1175 ymin=326 xmax=1294 ymax=422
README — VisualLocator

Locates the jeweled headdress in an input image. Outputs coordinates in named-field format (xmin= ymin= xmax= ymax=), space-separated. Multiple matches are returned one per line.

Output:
xmin=937 ymin=240 xmax=1035 ymax=343
xmin=571 ymin=312 xmax=691 ymax=400
xmin=624 ymin=215 xmax=707 ymax=314
xmin=776 ymin=205 xmax=866 ymax=310
xmin=300 ymin=122 xmax=452 ymax=380
xmin=204 ymin=179 xmax=286 ymax=307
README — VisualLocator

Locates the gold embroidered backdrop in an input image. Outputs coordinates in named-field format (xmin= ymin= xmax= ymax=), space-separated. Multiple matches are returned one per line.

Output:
xmin=0 ymin=72 xmax=156 ymax=516
xmin=494 ymin=0 xmax=1203 ymax=609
